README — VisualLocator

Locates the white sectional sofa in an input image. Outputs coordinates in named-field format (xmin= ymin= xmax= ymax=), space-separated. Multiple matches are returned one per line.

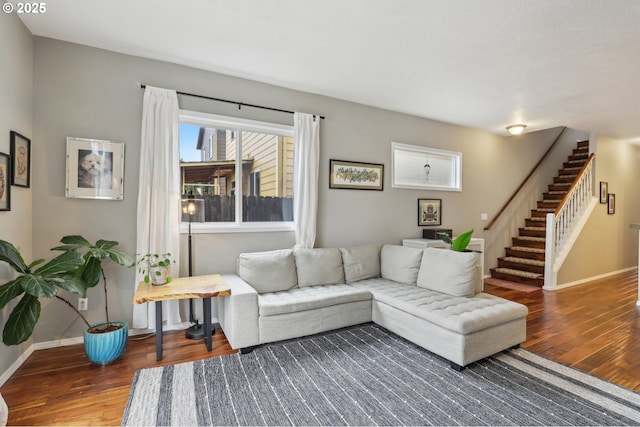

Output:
xmin=216 ymin=244 xmax=528 ymax=370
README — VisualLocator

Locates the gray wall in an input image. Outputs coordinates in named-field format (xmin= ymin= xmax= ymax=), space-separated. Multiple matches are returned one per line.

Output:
xmin=0 ymin=13 xmax=34 ymax=379
xmin=6 ymin=35 xmax=639 ymax=352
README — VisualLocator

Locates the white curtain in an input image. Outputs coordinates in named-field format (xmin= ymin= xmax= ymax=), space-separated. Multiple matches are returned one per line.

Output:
xmin=133 ymin=86 xmax=182 ymax=330
xmin=293 ymin=112 xmax=320 ymax=249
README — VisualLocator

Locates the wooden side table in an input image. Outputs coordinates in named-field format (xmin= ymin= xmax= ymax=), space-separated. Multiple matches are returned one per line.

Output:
xmin=133 ymin=274 xmax=231 ymax=361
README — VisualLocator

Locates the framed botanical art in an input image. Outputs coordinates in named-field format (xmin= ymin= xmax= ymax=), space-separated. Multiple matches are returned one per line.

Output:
xmin=608 ymin=193 xmax=616 ymax=215
xmin=329 ymin=159 xmax=384 ymax=191
xmin=418 ymin=198 xmax=441 ymax=226
xmin=391 ymin=142 xmax=462 ymax=191
xmin=599 ymin=181 xmax=608 ymax=204
xmin=66 ymin=137 xmax=125 ymax=200
xmin=10 ymin=131 xmax=30 ymax=188
xmin=0 ymin=152 xmax=10 ymax=211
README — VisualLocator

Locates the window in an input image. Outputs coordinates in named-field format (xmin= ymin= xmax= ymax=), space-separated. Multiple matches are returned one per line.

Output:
xmin=179 ymin=111 xmax=295 ymax=231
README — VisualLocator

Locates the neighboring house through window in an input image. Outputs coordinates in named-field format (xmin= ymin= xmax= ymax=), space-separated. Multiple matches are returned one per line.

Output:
xmin=179 ymin=111 xmax=294 ymax=231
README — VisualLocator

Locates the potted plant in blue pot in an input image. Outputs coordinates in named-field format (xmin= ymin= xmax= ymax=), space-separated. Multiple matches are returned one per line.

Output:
xmin=0 ymin=235 xmax=134 ymax=365
xmin=53 ymin=235 xmax=135 ymax=365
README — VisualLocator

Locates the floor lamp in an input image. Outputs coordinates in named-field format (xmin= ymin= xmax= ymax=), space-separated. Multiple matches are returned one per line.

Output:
xmin=183 ymin=194 xmax=207 ymax=340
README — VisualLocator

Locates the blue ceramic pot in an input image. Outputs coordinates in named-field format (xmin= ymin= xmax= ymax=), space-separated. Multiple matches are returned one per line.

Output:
xmin=83 ymin=320 xmax=128 ymax=365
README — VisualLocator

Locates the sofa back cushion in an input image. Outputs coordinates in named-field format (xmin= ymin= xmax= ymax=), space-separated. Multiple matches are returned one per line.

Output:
xmin=294 ymin=248 xmax=345 ymax=287
xmin=340 ymin=244 xmax=381 ymax=283
xmin=238 ymin=249 xmax=298 ymax=294
xmin=416 ymin=248 xmax=478 ymax=297
xmin=380 ymin=245 xmax=423 ymax=285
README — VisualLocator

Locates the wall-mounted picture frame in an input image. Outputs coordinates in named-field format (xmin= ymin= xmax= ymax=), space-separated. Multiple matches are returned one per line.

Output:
xmin=599 ymin=181 xmax=608 ymax=204
xmin=66 ymin=137 xmax=125 ymax=200
xmin=391 ymin=142 xmax=462 ymax=191
xmin=418 ymin=198 xmax=441 ymax=226
xmin=329 ymin=159 xmax=384 ymax=191
xmin=0 ymin=152 xmax=11 ymax=211
xmin=10 ymin=131 xmax=31 ymax=188
xmin=608 ymin=193 xmax=616 ymax=215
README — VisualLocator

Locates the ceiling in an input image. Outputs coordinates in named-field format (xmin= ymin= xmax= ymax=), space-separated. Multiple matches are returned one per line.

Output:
xmin=14 ymin=0 xmax=640 ymax=141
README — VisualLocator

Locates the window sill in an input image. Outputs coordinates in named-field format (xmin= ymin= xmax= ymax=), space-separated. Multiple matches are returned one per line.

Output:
xmin=180 ymin=222 xmax=295 ymax=234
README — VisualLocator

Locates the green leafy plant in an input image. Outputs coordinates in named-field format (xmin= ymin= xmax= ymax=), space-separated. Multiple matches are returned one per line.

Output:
xmin=52 ymin=235 xmax=135 ymax=331
xmin=0 ymin=239 xmax=85 ymax=345
xmin=438 ymin=228 xmax=482 ymax=252
xmin=0 ymin=235 xmax=134 ymax=345
xmin=136 ymin=253 xmax=175 ymax=283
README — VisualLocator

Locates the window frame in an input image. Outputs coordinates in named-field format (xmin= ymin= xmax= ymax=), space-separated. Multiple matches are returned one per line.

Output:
xmin=179 ymin=110 xmax=295 ymax=234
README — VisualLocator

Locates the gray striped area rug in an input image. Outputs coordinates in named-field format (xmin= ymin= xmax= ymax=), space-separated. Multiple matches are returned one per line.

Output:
xmin=122 ymin=324 xmax=640 ymax=426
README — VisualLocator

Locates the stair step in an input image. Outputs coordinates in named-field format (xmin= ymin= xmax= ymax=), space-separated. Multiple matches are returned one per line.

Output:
xmin=554 ymin=175 xmax=577 ymax=184
xmin=525 ymin=217 xmax=546 ymax=228
xmin=537 ymin=200 xmax=560 ymax=209
xmin=577 ymin=140 xmax=589 ymax=148
xmin=490 ymin=267 xmax=544 ymax=287
xmin=513 ymin=236 xmax=546 ymax=249
xmin=498 ymin=257 xmax=545 ymax=274
xmin=506 ymin=246 xmax=546 ymax=261
xmin=548 ymin=183 xmax=571 ymax=192
xmin=519 ymin=226 xmax=546 ymax=237
xmin=568 ymin=153 xmax=588 ymax=162
xmin=559 ymin=167 xmax=582 ymax=175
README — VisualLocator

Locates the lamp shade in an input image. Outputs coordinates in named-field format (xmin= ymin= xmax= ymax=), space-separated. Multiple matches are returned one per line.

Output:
xmin=180 ymin=198 xmax=205 ymax=222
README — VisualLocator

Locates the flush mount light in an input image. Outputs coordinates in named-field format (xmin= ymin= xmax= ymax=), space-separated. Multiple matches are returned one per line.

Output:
xmin=506 ymin=124 xmax=527 ymax=135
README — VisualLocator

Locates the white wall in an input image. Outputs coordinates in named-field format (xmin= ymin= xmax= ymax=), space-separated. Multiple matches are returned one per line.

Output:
xmin=0 ymin=12 xmax=34 ymax=380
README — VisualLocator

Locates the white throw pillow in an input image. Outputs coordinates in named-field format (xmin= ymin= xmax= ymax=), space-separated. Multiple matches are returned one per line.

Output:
xmin=294 ymin=248 xmax=345 ymax=287
xmin=416 ymin=248 xmax=478 ymax=297
xmin=380 ymin=245 xmax=423 ymax=285
xmin=340 ymin=244 xmax=381 ymax=283
xmin=238 ymin=249 xmax=298 ymax=294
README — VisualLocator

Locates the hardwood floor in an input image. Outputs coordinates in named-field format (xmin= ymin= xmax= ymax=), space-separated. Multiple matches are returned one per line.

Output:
xmin=1 ymin=270 xmax=639 ymax=425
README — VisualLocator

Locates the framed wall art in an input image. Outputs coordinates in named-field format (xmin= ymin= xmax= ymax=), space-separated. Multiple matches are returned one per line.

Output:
xmin=608 ymin=193 xmax=616 ymax=215
xmin=66 ymin=137 xmax=125 ymax=200
xmin=329 ymin=159 xmax=384 ymax=191
xmin=599 ymin=181 xmax=608 ymax=204
xmin=391 ymin=142 xmax=462 ymax=191
xmin=418 ymin=198 xmax=441 ymax=226
xmin=0 ymin=152 xmax=10 ymax=211
xmin=10 ymin=131 xmax=30 ymax=188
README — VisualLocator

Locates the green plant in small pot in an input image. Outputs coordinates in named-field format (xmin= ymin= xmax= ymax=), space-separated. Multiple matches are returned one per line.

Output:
xmin=438 ymin=228 xmax=482 ymax=252
xmin=137 ymin=253 xmax=175 ymax=286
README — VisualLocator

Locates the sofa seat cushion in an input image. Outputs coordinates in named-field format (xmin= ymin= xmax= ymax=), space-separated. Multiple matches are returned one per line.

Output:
xmin=259 ymin=284 xmax=372 ymax=316
xmin=353 ymin=278 xmax=528 ymax=335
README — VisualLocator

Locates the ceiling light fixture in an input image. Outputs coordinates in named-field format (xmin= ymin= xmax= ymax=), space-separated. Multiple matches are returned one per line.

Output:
xmin=506 ymin=124 xmax=527 ymax=135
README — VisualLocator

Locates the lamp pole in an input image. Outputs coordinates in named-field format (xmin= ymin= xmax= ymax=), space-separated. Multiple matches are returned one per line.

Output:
xmin=185 ymin=193 xmax=205 ymax=339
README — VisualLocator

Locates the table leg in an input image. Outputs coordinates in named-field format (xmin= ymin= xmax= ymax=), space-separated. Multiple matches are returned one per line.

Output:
xmin=203 ymin=297 xmax=212 ymax=351
xmin=155 ymin=301 xmax=163 ymax=361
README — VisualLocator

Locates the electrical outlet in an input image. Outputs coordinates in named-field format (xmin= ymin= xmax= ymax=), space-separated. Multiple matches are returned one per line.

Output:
xmin=481 ymin=213 xmax=488 ymax=221
xmin=78 ymin=297 xmax=88 ymax=311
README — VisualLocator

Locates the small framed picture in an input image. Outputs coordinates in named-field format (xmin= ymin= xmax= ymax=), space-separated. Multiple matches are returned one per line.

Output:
xmin=418 ymin=198 xmax=441 ymax=226
xmin=608 ymin=193 xmax=615 ymax=215
xmin=329 ymin=159 xmax=384 ymax=191
xmin=10 ymin=131 xmax=31 ymax=188
xmin=66 ymin=137 xmax=125 ymax=200
xmin=599 ymin=181 xmax=608 ymax=204
xmin=0 ymin=152 xmax=10 ymax=211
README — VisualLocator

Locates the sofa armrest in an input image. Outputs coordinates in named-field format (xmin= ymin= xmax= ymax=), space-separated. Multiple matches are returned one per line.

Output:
xmin=216 ymin=274 xmax=260 ymax=350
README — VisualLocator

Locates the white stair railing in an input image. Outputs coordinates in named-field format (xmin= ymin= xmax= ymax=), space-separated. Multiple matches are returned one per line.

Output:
xmin=544 ymin=155 xmax=596 ymax=290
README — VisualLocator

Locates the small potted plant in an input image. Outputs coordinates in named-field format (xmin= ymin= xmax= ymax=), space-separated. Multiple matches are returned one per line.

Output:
xmin=438 ymin=228 xmax=482 ymax=252
xmin=137 ymin=253 xmax=175 ymax=285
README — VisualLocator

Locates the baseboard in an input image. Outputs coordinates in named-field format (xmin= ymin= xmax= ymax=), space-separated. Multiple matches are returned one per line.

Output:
xmin=0 ymin=344 xmax=34 ymax=387
xmin=554 ymin=267 xmax=637 ymax=290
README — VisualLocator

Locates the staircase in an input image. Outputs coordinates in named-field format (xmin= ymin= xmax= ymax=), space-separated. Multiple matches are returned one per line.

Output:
xmin=489 ymin=140 xmax=590 ymax=288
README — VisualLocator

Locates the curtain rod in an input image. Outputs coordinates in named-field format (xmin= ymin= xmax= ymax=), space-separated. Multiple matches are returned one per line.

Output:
xmin=139 ymin=84 xmax=325 ymax=120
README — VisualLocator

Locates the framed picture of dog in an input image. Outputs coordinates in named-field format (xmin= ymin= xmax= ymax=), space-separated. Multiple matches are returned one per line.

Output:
xmin=65 ymin=137 xmax=125 ymax=200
